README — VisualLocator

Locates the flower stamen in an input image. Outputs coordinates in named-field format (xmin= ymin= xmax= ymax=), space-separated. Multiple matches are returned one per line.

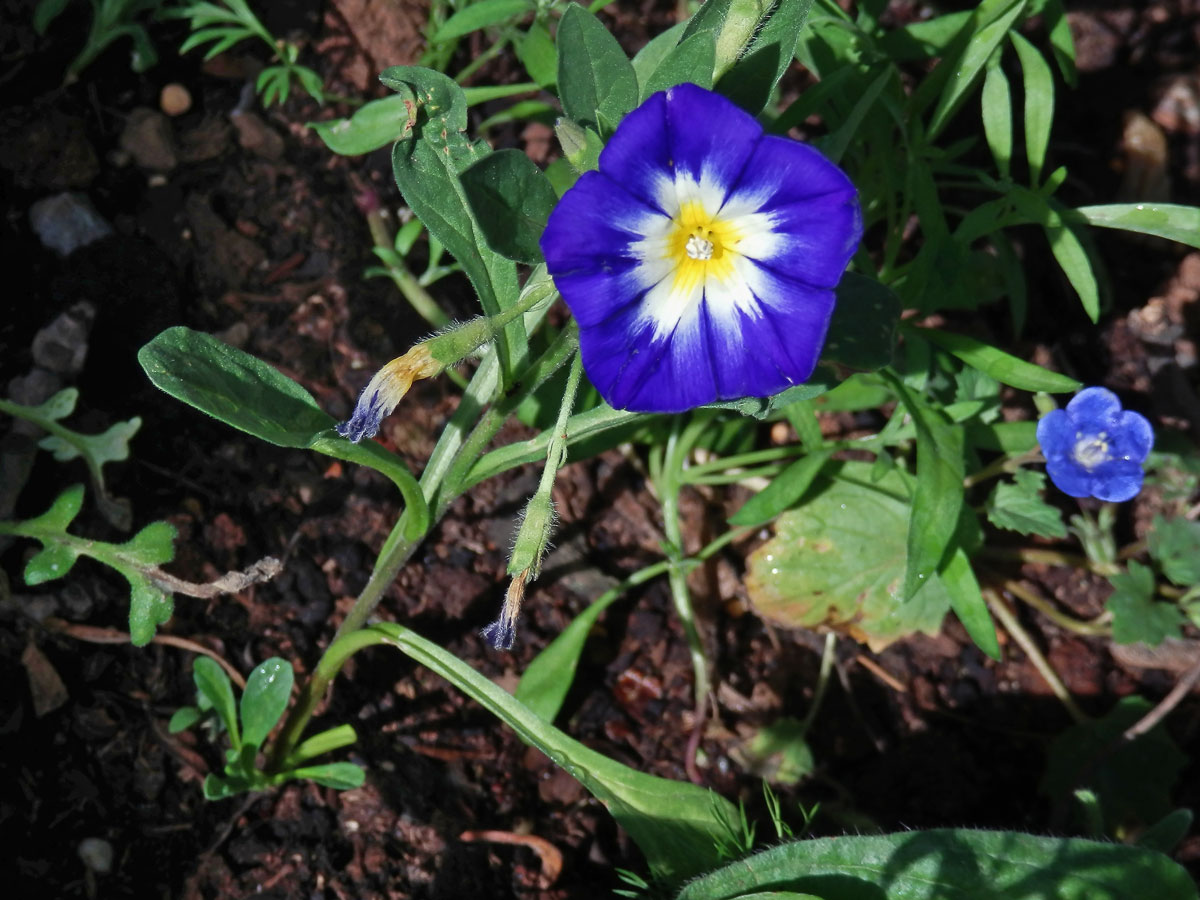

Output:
xmin=685 ymin=234 xmax=714 ymax=260
xmin=1072 ymin=432 xmax=1111 ymax=470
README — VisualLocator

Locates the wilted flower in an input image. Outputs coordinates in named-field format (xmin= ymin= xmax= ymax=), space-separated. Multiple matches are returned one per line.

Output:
xmin=541 ymin=83 xmax=861 ymax=413
xmin=337 ymin=345 xmax=442 ymax=443
xmin=1036 ymin=386 xmax=1154 ymax=502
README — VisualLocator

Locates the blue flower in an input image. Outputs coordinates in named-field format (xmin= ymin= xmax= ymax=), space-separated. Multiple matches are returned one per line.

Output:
xmin=1036 ymin=387 xmax=1154 ymax=502
xmin=540 ymin=84 xmax=862 ymax=413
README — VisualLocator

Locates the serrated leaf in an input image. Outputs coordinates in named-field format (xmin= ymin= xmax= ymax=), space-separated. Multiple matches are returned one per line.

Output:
xmin=1147 ymin=516 xmax=1200 ymax=587
xmin=1107 ymin=561 xmax=1183 ymax=647
xmin=745 ymin=463 xmax=951 ymax=649
xmin=240 ymin=658 xmax=293 ymax=750
xmin=460 ymin=149 xmax=558 ymax=264
xmin=24 ymin=543 xmax=80 ymax=585
xmin=556 ymin=3 xmax=638 ymax=134
xmin=986 ymin=469 xmax=1067 ymax=538
xmin=127 ymin=574 xmax=174 ymax=647
xmin=676 ymin=827 xmax=1198 ymax=900
xmin=117 ymin=520 xmax=177 ymax=567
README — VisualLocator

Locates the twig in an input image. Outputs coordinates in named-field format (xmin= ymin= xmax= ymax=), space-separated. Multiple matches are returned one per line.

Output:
xmin=985 ymin=589 xmax=1087 ymax=724
xmin=1122 ymin=658 xmax=1200 ymax=743
xmin=458 ymin=830 xmax=563 ymax=888
xmin=45 ymin=618 xmax=247 ymax=689
xmin=854 ymin=653 xmax=908 ymax=693
xmin=148 ymin=556 xmax=283 ymax=599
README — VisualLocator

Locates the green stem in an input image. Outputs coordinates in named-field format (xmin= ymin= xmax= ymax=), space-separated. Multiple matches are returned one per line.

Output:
xmin=962 ymin=446 xmax=1045 ymax=488
xmin=365 ymin=209 xmax=451 ymax=329
xmin=799 ymin=632 xmax=838 ymax=737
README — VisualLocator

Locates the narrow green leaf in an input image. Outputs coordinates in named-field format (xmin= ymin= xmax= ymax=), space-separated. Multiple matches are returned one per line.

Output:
xmin=1139 ymin=809 xmax=1194 ymax=855
xmin=818 ymin=66 xmax=890 ymax=165
xmin=34 ymin=0 xmax=70 ymax=34
xmin=877 ymin=10 xmax=972 ymax=60
xmin=291 ymin=762 xmax=366 ymax=790
xmin=168 ymin=706 xmax=202 ymax=733
xmin=676 ymin=828 xmax=1198 ymax=900
xmin=432 ymin=0 xmax=532 ymax=43
xmin=889 ymin=379 xmax=964 ymax=601
xmin=240 ymin=658 xmax=294 ymax=750
xmin=729 ymin=450 xmax=833 ymax=527
xmin=1046 ymin=221 xmax=1101 ymax=322
xmin=194 ymin=657 xmax=240 ymax=749
xmin=373 ymin=622 xmax=736 ymax=882
xmin=556 ymin=3 xmax=638 ymax=133
xmin=460 ymin=149 xmax=558 ymax=264
xmin=1034 ymin=0 xmax=1077 ymax=86
xmin=980 ymin=47 xmax=1012 ymax=179
xmin=941 ymin=547 xmax=1000 ymax=659
xmin=1071 ymin=203 xmax=1200 ymax=250
xmin=1010 ymin=31 xmax=1054 ymax=186
xmin=288 ymin=724 xmax=359 ymax=765
xmin=915 ymin=327 xmax=1080 ymax=393
xmin=310 ymin=93 xmax=415 ymax=156
xmin=923 ymin=0 xmax=1028 ymax=140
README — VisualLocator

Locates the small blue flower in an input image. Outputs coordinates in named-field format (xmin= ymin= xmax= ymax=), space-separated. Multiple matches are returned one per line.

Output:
xmin=541 ymin=84 xmax=862 ymax=413
xmin=1036 ymin=387 xmax=1154 ymax=502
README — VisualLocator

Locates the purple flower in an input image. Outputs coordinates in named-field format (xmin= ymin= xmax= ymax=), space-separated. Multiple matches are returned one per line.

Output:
xmin=1036 ymin=387 xmax=1154 ymax=502
xmin=540 ymin=84 xmax=862 ymax=413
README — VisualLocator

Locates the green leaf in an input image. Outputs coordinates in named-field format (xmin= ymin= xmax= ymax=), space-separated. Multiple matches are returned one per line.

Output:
xmin=1107 ymin=561 xmax=1183 ymax=646
xmin=1139 ymin=809 xmax=1194 ymax=855
xmin=518 ymin=21 xmax=557 ymax=87
xmin=817 ymin=66 xmax=891 ymax=165
xmin=24 ymin=542 xmax=79 ymax=585
xmin=240 ymin=658 xmax=293 ymax=750
xmin=1071 ymin=203 xmax=1200 ymax=250
xmin=631 ymin=22 xmax=688 ymax=95
xmin=194 ymin=656 xmax=240 ymax=749
xmin=941 ymin=546 xmax=1000 ymax=659
xmin=34 ymin=0 xmax=71 ymax=34
xmin=986 ymin=469 xmax=1067 ymax=539
xmin=556 ymin=3 xmax=638 ymax=134
xmin=373 ymin=622 xmax=736 ymax=882
xmin=716 ymin=0 xmax=815 ymax=114
xmin=641 ymin=31 xmax=716 ymax=99
xmin=890 ymin=381 xmax=964 ymax=601
xmin=118 ymin=520 xmax=177 ymax=567
xmin=290 ymin=762 xmax=366 ymax=790
xmin=745 ymin=463 xmax=952 ymax=648
xmin=915 ymin=326 xmax=1080 ymax=393
xmin=675 ymin=828 xmax=1198 ymax=900
xmin=139 ymin=327 xmax=427 ymax=530
xmin=1147 ymin=515 xmax=1200 ymax=587
xmin=730 ymin=717 xmax=815 ymax=786
xmin=432 ymin=0 xmax=532 ymax=43
xmin=288 ymin=724 xmax=358 ymax=765
xmin=126 ymin=575 xmax=174 ymax=647
xmin=1010 ymin=31 xmax=1054 ymax=186
xmin=310 ymin=93 xmax=416 ymax=156
xmin=729 ymin=450 xmax=833 ymax=527
xmin=877 ymin=10 xmax=972 ymax=60
xmin=168 ymin=706 xmax=202 ymax=733
xmin=823 ymin=273 xmax=901 ymax=371
xmin=701 ymin=371 xmax=836 ymax=419
xmin=1047 ymin=220 xmax=1101 ymax=322
xmin=924 ymin=0 xmax=1028 ymax=140
xmin=967 ymin=420 xmax=1037 ymax=454
xmin=1042 ymin=696 xmax=1188 ymax=834
xmin=460 ymin=149 xmax=558 ymax=264
xmin=980 ymin=47 xmax=1012 ymax=179
xmin=1039 ymin=0 xmax=1078 ymax=86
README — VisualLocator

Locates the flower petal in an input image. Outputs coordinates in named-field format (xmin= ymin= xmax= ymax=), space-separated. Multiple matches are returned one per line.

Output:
xmin=1065 ymin=386 xmax=1122 ymax=426
xmin=1035 ymin=409 xmax=1073 ymax=460
xmin=540 ymin=170 xmax=664 ymax=276
xmin=1114 ymin=410 xmax=1154 ymax=462
xmin=1090 ymin=460 xmax=1145 ymax=502
xmin=1044 ymin=457 xmax=1093 ymax=498
xmin=662 ymin=84 xmax=763 ymax=210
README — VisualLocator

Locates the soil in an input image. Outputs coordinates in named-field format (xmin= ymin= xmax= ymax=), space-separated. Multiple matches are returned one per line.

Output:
xmin=3 ymin=1 xmax=1200 ymax=898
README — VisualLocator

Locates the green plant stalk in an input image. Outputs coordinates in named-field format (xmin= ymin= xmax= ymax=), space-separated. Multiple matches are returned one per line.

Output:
xmin=799 ymin=632 xmax=838 ymax=737
xmin=365 ymin=209 xmax=450 ymax=329
xmin=0 ymin=396 xmax=110 ymax=489
xmin=1002 ymin=578 xmax=1112 ymax=637
xmin=267 ymin=325 xmax=579 ymax=768
xmin=658 ymin=412 xmax=718 ymax=706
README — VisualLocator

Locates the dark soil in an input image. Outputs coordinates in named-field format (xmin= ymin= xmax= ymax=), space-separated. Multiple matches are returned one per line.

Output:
xmin=3 ymin=1 xmax=1200 ymax=898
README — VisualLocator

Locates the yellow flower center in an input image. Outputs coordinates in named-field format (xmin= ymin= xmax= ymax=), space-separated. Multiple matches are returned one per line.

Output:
xmin=666 ymin=200 xmax=743 ymax=296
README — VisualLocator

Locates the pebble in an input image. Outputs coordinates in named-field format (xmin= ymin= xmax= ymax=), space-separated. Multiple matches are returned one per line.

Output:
xmin=230 ymin=110 xmax=285 ymax=160
xmin=119 ymin=107 xmax=177 ymax=171
xmin=29 ymin=192 xmax=112 ymax=256
xmin=78 ymin=838 xmax=113 ymax=874
xmin=159 ymin=82 xmax=192 ymax=116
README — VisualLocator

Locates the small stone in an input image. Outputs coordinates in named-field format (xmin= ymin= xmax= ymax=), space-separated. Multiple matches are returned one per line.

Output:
xmin=78 ymin=837 xmax=113 ymax=874
xmin=230 ymin=111 xmax=285 ymax=160
xmin=29 ymin=192 xmax=112 ymax=256
xmin=159 ymin=83 xmax=192 ymax=117
xmin=119 ymin=107 xmax=177 ymax=172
